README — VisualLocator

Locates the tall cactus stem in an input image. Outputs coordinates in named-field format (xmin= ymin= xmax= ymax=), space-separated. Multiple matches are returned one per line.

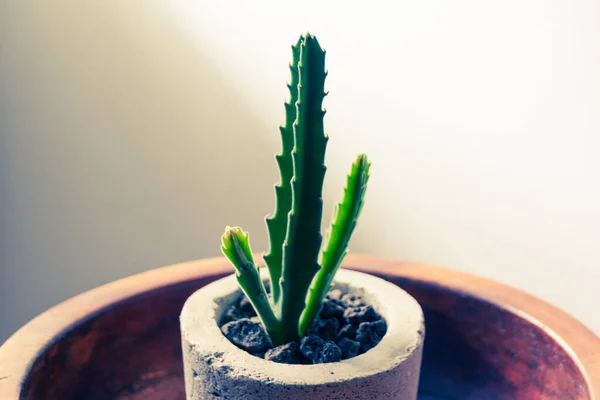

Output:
xmin=299 ymin=154 xmax=371 ymax=335
xmin=277 ymin=34 xmax=329 ymax=342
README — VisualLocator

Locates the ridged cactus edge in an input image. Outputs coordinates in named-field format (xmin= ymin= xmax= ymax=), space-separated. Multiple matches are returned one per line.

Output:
xmin=220 ymin=33 xmax=370 ymax=346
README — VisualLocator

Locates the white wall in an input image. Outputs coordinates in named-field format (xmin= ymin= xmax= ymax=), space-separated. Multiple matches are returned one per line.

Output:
xmin=0 ymin=2 xmax=280 ymax=341
xmin=1 ymin=1 xmax=599 ymax=342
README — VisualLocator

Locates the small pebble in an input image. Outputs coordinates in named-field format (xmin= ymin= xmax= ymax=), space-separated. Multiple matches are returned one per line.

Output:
xmin=356 ymin=320 xmax=387 ymax=352
xmin=299 ymin=335 xmax=325 ymax=362
xmin=319 ymin=299 xmax=346 ymax=320
xmin=308 ymin=317 xmax=339 ymax=341
xmin=344 ymin=305 xmax=381 ymax=326
xmin=220 ymin=307 xmax=249 ymax=324
xmin=317 ymin=341 xmax=342 ymax=364
xmin=337 ymin=337 xmax=361 ymax=359
xmin=336 ymin=324 xmax=357 ymax=341
xmin=300 ymin=335 xmax=342 ymax=364
xmin=265 ymin=342 xmax=303 ymax=364
xmin=221 ymin=318 xmax=272 ymax=353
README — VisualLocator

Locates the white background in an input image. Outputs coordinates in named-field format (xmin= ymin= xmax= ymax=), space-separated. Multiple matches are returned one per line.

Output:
xmin=1 ymin=1 xmax=599 ymax=342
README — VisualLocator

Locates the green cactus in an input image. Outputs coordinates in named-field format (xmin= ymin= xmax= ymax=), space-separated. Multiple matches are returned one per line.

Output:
xmin=221 ymin=33 xmax=370 ymax=346
xmin=299 ymin=153 xmax=370 ymax=336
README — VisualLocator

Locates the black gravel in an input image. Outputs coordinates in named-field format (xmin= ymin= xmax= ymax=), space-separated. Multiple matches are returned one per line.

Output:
xmin=300 ymin=335 xmax=342 ymax=364
xmin=221 ymin=318 xmax=271 ymax=353
xmin=336 ymin=323 xmax=356 ymax=340
xmin=344 ymin=305 xmax=380 ymax=326
xmin=307 ymin=317 xmax=339 ymax=341
xmin=337 ymin=337 xmax=361 ymax=359
xmin=356 ymin=320 xmax=388 ymax=352
xmin=219 ymin=289 xmax=387 ymax=364
xmin=265 ymin=342 xmax=303 ymax=364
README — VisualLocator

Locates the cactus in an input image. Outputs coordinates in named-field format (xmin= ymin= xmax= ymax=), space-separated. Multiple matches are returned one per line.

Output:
xmin=299 ymin=153 xmax=370 ymax=336
xmin=221 ymin=33 xmax=370 ymax=346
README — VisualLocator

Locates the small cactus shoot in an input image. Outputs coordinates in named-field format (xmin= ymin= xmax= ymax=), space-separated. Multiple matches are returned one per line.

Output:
xmin=221 ymin=33 xmax=370 ymax=346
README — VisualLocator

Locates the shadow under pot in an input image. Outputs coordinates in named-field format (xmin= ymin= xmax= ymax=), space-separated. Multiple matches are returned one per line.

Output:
xmin=180 ymin=268 xmax=425 ymax=400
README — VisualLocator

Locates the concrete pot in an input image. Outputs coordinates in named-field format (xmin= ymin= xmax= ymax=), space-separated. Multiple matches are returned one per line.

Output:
xmin=180 ymin=268 xmax=425 ymax=400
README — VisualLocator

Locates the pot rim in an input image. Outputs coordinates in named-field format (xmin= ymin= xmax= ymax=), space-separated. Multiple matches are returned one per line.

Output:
xmin=1 ymin=254 xmax=599 ymax=398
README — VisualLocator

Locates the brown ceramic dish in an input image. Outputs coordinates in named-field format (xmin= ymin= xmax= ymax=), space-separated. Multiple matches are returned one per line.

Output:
xmin=0 ymin=255 xmax=598 ymax=400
